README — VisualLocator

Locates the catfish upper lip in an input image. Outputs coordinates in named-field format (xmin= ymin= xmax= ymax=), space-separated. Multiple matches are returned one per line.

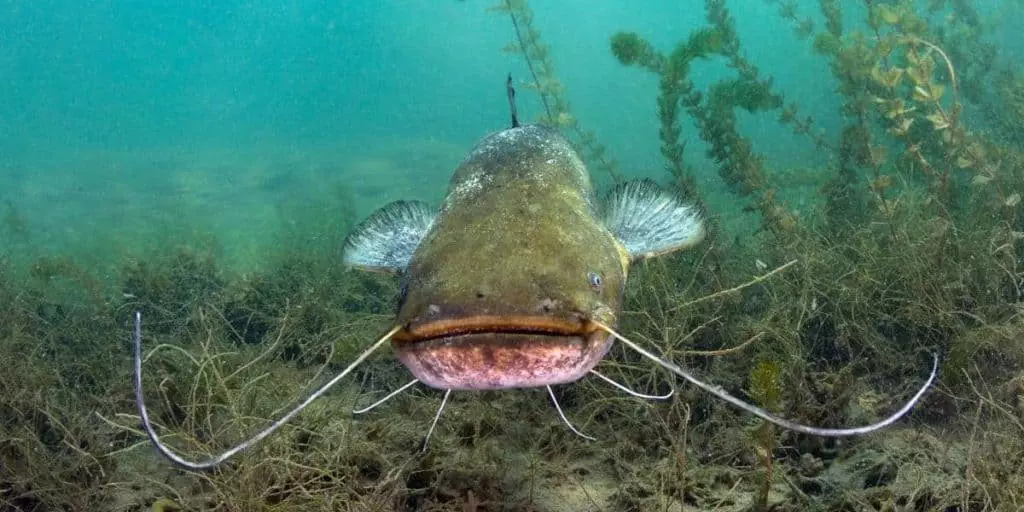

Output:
xmin=394 ymin=314 xmax=595 ymax=343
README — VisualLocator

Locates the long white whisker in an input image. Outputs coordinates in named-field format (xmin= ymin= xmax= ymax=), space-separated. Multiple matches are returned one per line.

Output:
xmin=420 ymin=389 xmax=452 ymax=452
xmin=547 ymin=386 xmax=596 ymax=441
xmin=353 ymin=379 xmax=420 ymax=414
xmin=590 ymin=369 xmax=674 ymax=400
xmin=596 ymin=321 xmax=937 ymax=437
xmin=134 ymin=311 xmax=399 ymax=470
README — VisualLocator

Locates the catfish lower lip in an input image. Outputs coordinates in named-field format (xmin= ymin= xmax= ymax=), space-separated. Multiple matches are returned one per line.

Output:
xmin=393 ymin=329 xmax=614 ymax=391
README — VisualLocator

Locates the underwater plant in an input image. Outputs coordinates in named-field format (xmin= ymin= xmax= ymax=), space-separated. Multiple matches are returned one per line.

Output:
xmin=4 ymin=1 xmax=1024 ymax=510
xmin=128 ymin=88 xmax=937 ymax=501
xmin=610 ymin=0 xmax=804 ymax=237
xmin=491 ymin=0 xmax=622 ymax=184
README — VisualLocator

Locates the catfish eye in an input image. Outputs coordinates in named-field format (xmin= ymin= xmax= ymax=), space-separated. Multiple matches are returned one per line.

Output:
xmin=587 ymin=271 xmax=603 ymax=291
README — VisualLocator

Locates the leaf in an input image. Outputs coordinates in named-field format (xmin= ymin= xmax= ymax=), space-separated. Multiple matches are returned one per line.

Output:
xmin=967 ymin=142 xmax=986 ymax=160
xmin=886 ymin=68 xmax=905 ymax=88
xmin=812 ymin=32 xmax=841 ymax=55
xmin=877 ymin=35 xmax=896 ymax=56
xmin=889 ymin=117 xmax=914 ymax=136
xmin=872 ymin=66 xmax=905 ymax=88
xmin=871 ymin=175 xmax=893 ymax=191
xmin=871 ymin=66 xmax=886 ymax=86
xmin=1006 ymin=193 xmax=1021 ymax=208
xmin=877 ymin=5 xmax=901 ymax=24
xmin=926 ymin=113 xmax=949 ymax=130
xmin=884 ymin=100 xmax=916 ymax=119
xmin=971 ymin=174 xmax=991 ymax=186
xmin=906 ymin=65 xmax=927 ymax=86
xmin=870 ymin=146 xmax=889 ymax=166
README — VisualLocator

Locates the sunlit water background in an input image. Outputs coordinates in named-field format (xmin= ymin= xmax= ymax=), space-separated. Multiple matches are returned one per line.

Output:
xmin=2 ymin=1 xmax=1021 ymax=274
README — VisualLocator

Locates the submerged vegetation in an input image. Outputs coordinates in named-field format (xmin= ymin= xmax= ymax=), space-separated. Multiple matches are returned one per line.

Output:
xmin=3 ymin=0 xmax=1024 ymax=510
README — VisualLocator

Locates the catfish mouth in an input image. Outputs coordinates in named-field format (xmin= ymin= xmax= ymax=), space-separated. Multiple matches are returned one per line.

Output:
xmin=390 ymin=314 xmax=613 ymax=390
xmin=392 ymin=314 xmax=596 ymax=344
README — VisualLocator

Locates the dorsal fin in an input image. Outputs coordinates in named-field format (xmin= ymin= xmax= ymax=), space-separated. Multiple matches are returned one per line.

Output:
xmin=506 ymin=73 xmax=520 ymax=128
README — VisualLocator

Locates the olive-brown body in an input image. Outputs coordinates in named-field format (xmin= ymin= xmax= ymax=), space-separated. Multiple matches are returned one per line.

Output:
xmin=392 ymin=125 xmax=630 ymax=390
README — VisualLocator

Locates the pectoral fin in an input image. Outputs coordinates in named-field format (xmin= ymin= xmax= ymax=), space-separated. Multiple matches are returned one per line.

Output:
xmin=343 ymin=200 xmax=435 ymax=273
xmin=602 ymin=179 xmax=704 ymax=261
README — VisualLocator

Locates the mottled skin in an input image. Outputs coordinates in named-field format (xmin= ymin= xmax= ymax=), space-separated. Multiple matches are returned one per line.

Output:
xmin=392 ymin=125 xmax=630 ymax=390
